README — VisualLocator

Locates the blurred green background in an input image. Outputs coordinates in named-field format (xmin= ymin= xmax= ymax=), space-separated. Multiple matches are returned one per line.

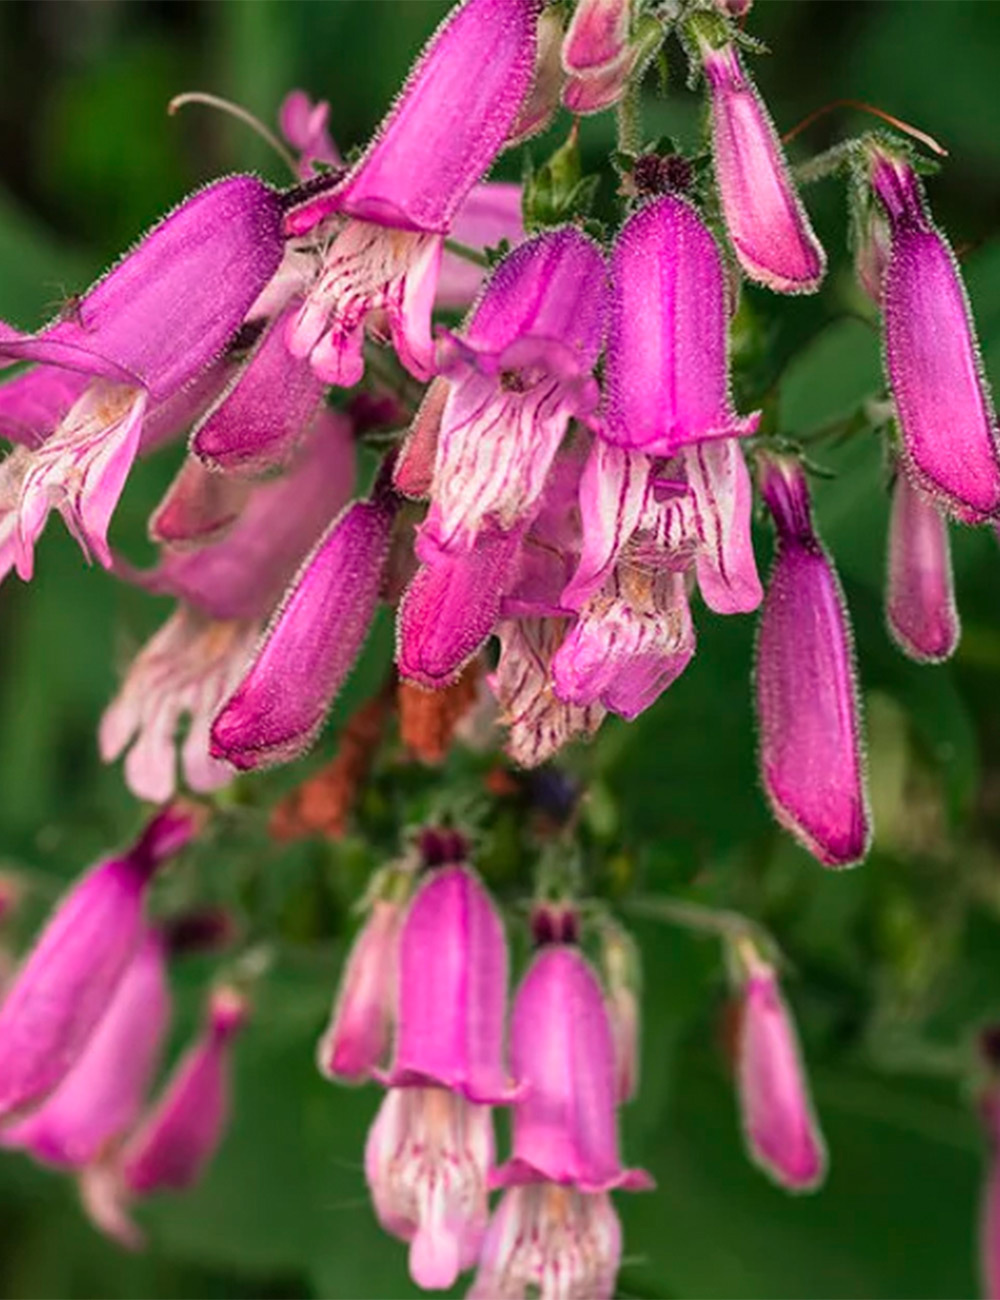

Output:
xmin=0 ymin=1 xmax=999 ymax=1297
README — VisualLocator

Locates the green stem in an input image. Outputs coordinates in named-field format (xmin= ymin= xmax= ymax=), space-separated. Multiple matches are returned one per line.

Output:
xmin=626 ymin=895 xmax=773 ymax=950
xmin=443 ymin=238 xmax=490 ymax=268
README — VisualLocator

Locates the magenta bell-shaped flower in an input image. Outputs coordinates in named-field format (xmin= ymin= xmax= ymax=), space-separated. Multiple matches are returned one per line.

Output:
xmin=734 ymin=946 xmax=826 ymax=1192
xmin=560 ymin=0 xmax=644 ymax=116
xmin=282 ymin=0 xmax=538 ymax=386
xmin=698 ymin=38 xmax=825 ymax=294
xmin=0 ymin=176 xmax=283 ymax=580
xmin=428 ymin=227 xmax=606 ymax=552
xmin=210 ymin=484 xmax=395 ymax=771
xmin=869 ymin=145 xmax=1000 ymax=519
xmin=1 ymin=930 xmax=170 ymax=1169
xmin=364 ymin=864 xmax=515 ymax=1289
xmin=0 ymin=807 xmax=197 ymax=1121
xmin=886 ymin=470 xmax=960 ymax=663
xmin=317 ymin=898 xmax=402 ymax=1084
xmin=379 ymin=864 xmax=516 ymax=1102
xmin=755 ymin=454 xmax=871 ymax=867
xmin=472 ymin=937 xmax=651 ymax=1300
xmin=494 ymin=942 xmax=651 ymax=1192
xmin=603 ymin=194 xmax=760 ymax=456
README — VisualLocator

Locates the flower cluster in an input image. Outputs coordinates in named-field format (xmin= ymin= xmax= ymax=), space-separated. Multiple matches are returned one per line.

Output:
xmin=0 ymin=0 xmax=997 ymax=1290
xmin=318 ymin=844 xmax=824 ymax=1296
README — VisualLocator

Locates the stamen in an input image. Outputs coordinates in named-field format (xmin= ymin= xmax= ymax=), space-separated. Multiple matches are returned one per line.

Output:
xmin=168 ymin=92 xmax=300 ymax=177
xmin=781 ymin=98 xmax=948 ymax=158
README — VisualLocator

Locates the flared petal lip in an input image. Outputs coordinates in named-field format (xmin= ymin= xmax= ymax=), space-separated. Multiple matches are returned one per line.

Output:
xmin=373 ymin=1064 xmax=525 ymax=1106
xmin=437 ymin=330 xmax=601 ymax=420
xmin=283 ymin=179 xmax=444 ymax=239
xmin=0 ymin=334 xmax=141 ymax=389
xmin=489 ymin=1155 xmax=655 ymax=1193
xmin=599 ymin=409 xmax=761 ymax=457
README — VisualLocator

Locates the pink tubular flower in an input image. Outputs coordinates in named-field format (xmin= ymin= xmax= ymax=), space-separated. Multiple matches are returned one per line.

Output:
xmin=82 ymin=985 xmax=249 ymax=1250
xmin=0 ymin=807 xmax=197 ymax=1121
xmin=1 ymin=930 xmax=170 ymax=1169
xmin=121 ymin=984 xmax=247 ymax=1195
xmin=191 ymin=300 xmax=328 ymax=476
xmin=378 ymin=865 xmax=515 ymax=1102
xmin=436 ymin=184 xmax=526 ymax=309
xmin=698 ymin=38 xmax=825 ymax=293
xmin=282 ymin=0 xmax=539 ymax=386
xmin=472 ymin=939 xmax=651 ymax=1300
xmin=755 ymin=454 xmax=871 ymax=868
xmin=396 ymin=514 xmax=524 ymax=689
xmin=317 ymin=898 xmax=401 ymax=1084
xmin=103 ymin=414 xmax=356 ymax=801
xmin=560 ymin=0 xmax=655 ymax=116
xmin=278 ymin=89 xmax=342 ymax=178
xmin=429 ymin=227 xmax=606 ymax=550
xmin=603 ymin=194 xmax=760 ymax=456
xmin=886 ymin=470 xmax=959 ymax=663
xmin=0 ymin=177 xmax=283 ymax=580
xmin=494 ymin=943 xmax=650 ymax=1192
xmin=365 ymin=864 xmax=515 ymax=1289
xmin=869 ymin=146 xmax=1000 ymax=519
xmin=735 ymin=948 xmax=826 ymax=1192
xmin=210 ymin=480 xmax=395 ymax=772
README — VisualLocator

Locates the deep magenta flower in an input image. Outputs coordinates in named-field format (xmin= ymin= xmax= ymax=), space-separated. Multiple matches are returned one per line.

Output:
xmin=698 ymin=38 xmax=825 ymax=293
xmin=0 ymin=177 xmax=283 ymax=580
xmin=755 ymin=454 xmax=871 ymax=867
xmin=0 ymin=807 xmax=197 ymax=1121
xmin=602 ymin=194 xmax=760 ymax=456
xmin=210 ymin=476 xmax=395 ymax=772
xmin=886 ymin=470 xmax=960 ymax=663
xmin=1 ymin=930 xmax=170 ymax=1170
xmin=735 ymin=948 xmax=826 ymax=1192
xmin=317 ymin=898 xmax=402 ymax=1084
xmin=365 ymin=864 xmax=515 ymax=1289
xmin=282 ymin=0 xmax=539 ymax=387
xmin=869 ymin=145 xmax=1000 ymax=519
xmin=472 ymin=940 xmax=651 ymax=1300
xmin=102 ymin=413 xmax=355 ymax=801
xmin=427 ymin=227 xmax=605 ymax=551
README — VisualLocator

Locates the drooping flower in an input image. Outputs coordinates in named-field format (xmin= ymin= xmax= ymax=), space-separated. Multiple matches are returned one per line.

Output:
xmin=365 ymin=863 xmax=516 ymax=1289
xmin=426 ymin=227 xmax=606 ymax=552
xmin=755 ymin=453 xmax=871 ymax=867
xmin=733 ymin=944 xmax=826 ymax=1191
xmin=0 ymin=806 xmax=198 ymax=1121
xmin=210 ymin=474 xmax=395 ymax=772
xmin=696 ymin=33 xmax=825 ymax=293
xmin=598 ymin=921 xmax=641 ymax=1104
xmin=317 ymin=897 xmax=402 ymax=1084
xmin=1 ymin=930 xmax=170 ymax=1169
xmin=508 ymin=5 xmax=565 ymax=142
xmin=602 ymin=194 xmax=760 ymax=456
xmin=868 ymin=144 xmax=1000 ymax=519
xmin=473 ymin=934 xmax=651 ymax=1300
xmin=81 ymin=985 xmax=249 ymax=1250
xmin=886 ymin=469 xmax=960 ymax=663
xmin=0 ymin=177 xmax=284 ymax=579
xmin=103 ymin=413 xmax=355 ymax=801
xmin=560 ymin=0 xmax=658 ymax=117
xmin=283 ymin=0 xmax=539 ymax=386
